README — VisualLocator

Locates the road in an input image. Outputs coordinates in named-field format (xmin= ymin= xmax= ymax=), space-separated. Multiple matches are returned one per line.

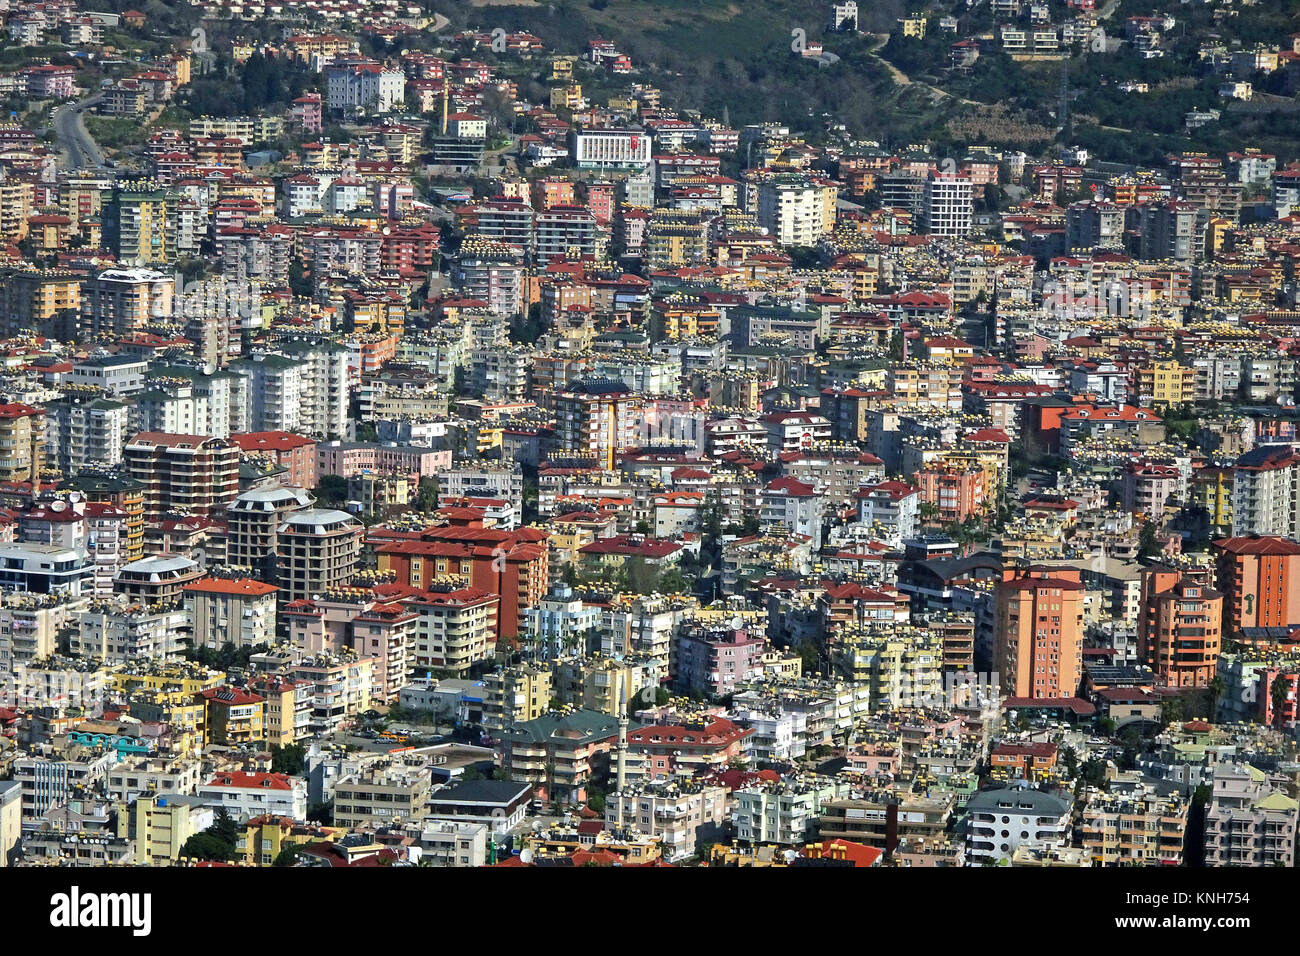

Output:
xmin=867 ymin=34 xmax=980 ymax=107
xmin=52 ymin=93 xmax=106 ymax=171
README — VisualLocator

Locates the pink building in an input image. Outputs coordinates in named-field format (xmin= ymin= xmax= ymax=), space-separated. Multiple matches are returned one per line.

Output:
xmin=231 ymin=431 xmax=318 ymax=488
xmin=315 ymin=441 xmax=451 ymax=481
xmin=289 ymin=94 xmax=323 ymax=134
xmin=674 ymin=624 xmax=767 ymax=697
xmin=23 ymin=65 xmax=75 ymax=99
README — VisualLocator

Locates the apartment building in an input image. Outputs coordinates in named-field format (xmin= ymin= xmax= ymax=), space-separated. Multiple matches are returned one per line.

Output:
xmin=752 ymin=174 xmax=836 ymax=246
xmin=1231 ymin=445 xmax=1300 ymax=538
xmin=183 ymin=576 xmax=279 ymax=649
xmin=1079 ymin=780 xmax=1189 ymax=866
xmin=123 ymin=432 xmax=240 ymax=520
xmin=734 ymin=777 xmax=853 ymax=845
xmin=605 ymin=780 xmax=727 ymax=861
xmin=333 ymin=756 xmax=435 ymax=829
xmin=1204 ymin=762 xmax=1298 ymax=867
xmin=1137 ymin=568 xmax=1223 ymax=688
xmin=197 ymin=771 xmax=307 ymax=822
xmin=0 ymin=403 xmax=44 ymax=484
xmin=497 ymin=708 xmax=621 ymax=803
xmin=1213 ymin=535 xmax=1300 ymax=637
xmin=965 ymin=784 xmax=1073 ymax=864
xmin=995 ymin=566 xmax=1085 ymax=699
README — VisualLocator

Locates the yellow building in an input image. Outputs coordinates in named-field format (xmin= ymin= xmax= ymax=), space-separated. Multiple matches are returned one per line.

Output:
xmin=0 ymin=179 xmax=33 ymax=241
xmin=109 ymin=181 xmax=178 ymax=266
xmin=550 ymin=56 xmax=577 ymax=80
xmin=119 ymin=793 xmax=208 ymax=866
xmin=1190 ymin=467 xmax=1233 ymax=537
xmin=483 ymin=664 xmax=553 ymax=733
xmin=1135 ymin=360 xmax=1193 ymax=408
xmin=249 ymin=676 xmax=303 ymax=747
xmin=899 ymin=15 xmax=928 ymax=37
xmin=657 ymin=302 xmax=721 ymax=339
xmin=550 ymin=84 xmax=583 ymax=110
xmin=707 ymin=843 xmax=790 ymax=866
xmin=0 ymin=402 xmax=45 ymax=483
xmin=234 ymin=816 xmax=343 ymax=866
xmin=647 ymin=210 xmax=711 ymax=268
xmin=199 ymin=686 xmax=266 ymax=746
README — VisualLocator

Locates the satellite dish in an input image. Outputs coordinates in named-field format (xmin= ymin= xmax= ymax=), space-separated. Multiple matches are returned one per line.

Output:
xmin=519 ymin=848 xmax=534 ymax=864
xmin=50 ymin=500 xmax=68 ymax=512
xmin=730 ymin=615 xmax=743 ymax=630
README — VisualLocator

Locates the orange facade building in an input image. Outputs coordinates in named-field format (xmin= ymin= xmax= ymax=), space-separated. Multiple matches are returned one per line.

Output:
xmin=995 ymin=566 xmax=1085 ymax=700
xmin=375 ymin=515 xmax=548 ymax=642
xmin=1138 ymin=568 xmax=1223 ymax=688
xmin=1213 ymin=535 xmax=1300 ymax=637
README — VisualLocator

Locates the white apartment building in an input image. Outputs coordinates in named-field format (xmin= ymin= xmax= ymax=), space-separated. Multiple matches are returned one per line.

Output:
xmin=753 ymin=175 xmax=836 ymax=247
xmin=326 ymin=61 xmax=404 ymax=115
xmin=734 ymin=777 xmax=853 ymax=845
xmin=923 ymin=174 xmax=974 ymax=237
xmin=965 ymin=784 xmax=1073 ymax=863
xmin=1231 ymin=444 xmax=1300 ymax=537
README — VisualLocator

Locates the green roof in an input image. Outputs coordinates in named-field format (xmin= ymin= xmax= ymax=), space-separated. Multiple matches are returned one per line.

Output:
xmin=500 ymin=708 xmax=623 ymax=745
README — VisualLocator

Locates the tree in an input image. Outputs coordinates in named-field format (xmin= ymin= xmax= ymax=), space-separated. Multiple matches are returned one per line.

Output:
xmin=1271 ymin=672 xmax=1291 ymax=729
xmin=1206 ymin=676 xmax=1226 ymax=721
xmin=270 ymin=743 xmax=306 ymax=775
xmin=657 ymin=567 xmax=687 ymax=594
xmin=1060 ymin=745 xmax=1078 ymax=778
xmin=1137 ymin=520 xmax=1162 ymax=562
xmin=314 ymin=474 xmax=348 ymax=506
xmin=699 ymin=489 xmax=725 ymax=569
xmin=181 ymin=806 xmax=239 ymax=862
xmin=1079 ymin=758 xmax=1107 ymax=787
xmin=272 ymin=844 xmax=305 ymax=867
xmin=415 ymin=477 xmax=439 ymax=512
xmin=181 ymin=831 xmax=236 ymax=862
xmin=795 ymin=639 xmax=820 ymax=676
xmin=288 ymin=255 xmax=313 ymax=298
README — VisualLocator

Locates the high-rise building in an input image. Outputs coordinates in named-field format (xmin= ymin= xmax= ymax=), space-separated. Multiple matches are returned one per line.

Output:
xmin=0 ymin=267 xmax=81 ymax=338
xmin=1137 ymin=568 xmax=1224 ymax=688
xmin=1066 ymin=200 xmax=1126 ymax=251
xmin=0 ymin=403 xmax=45 ymax=484
xmin=922 ymin=173 xmax=973 ymax=237
xmin=1212 ymin=535 xmax=1300 ymax=637
xmin=752 ymin=174 xmax=836 ymax=246
xmin=1135 ymin=200 xmax=1204 ymax=261
xmin=80 ymin=268 xmax=173 ymax=336
xmin=1231 ymin=445 xmax=1300 ymax=538
xmin=994 ymin=566 xmax=1085 ymax=700
xmin=225 ymin=486 xmax=316 ymax=579
xmin=273 ymin=509 xmax=363 ymax=602
xmin=122 ymin=432 xmax=240 ymax=520
xmin=104 ymin=182 xmax=176 ymax=266
xmin=554 ymin=379 xmax=641 ymax=470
